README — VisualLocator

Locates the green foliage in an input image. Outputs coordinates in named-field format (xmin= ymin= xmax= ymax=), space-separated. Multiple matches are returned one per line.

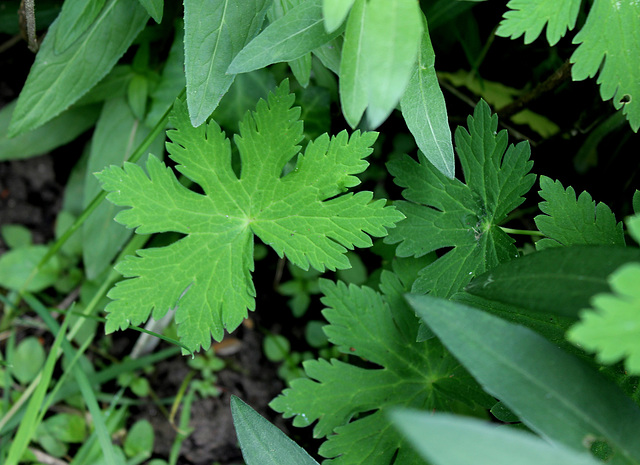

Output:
xmin=8 ymin=0 xmax=149 ymax=136
xmin=339 ymin=0 xmax=423 ymax=128
xmin=390 ymin=410 xmax=601 ymax=465
xmin=535 ymin=176 xmax=624 ymax=249
xmin=400 ymin=21 xmax=455 ymax=178
xmin=183 ymin=0 xmax=270 ymax=127
xmin=97 ymin=81 xmax=403 ymax=352
xmin=497 ymin=0 xmax=640 ymax=131
xmin=568 ymin=262 xmax=640 ymax=375
xmin=271 ymin=275 xmax=492 ymax=464
xmin=386 ymin=100 xmax=535 ymax=298
xmin=409 ymin=294 xmax=640 ymax=463
xmin=231 ymin=395 xmax=320 ymax=465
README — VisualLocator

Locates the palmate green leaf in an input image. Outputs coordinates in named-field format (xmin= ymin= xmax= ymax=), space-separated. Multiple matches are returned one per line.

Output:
xmin=270 ymin=275 xmax=492 ymax=465
xmin=386 ymin=100 xmax=535 ymax=298
xmin=535 ymin=177 xmax=625 ymax=250
xmin=400 ymin=17 xmax=455 ymax=179
xmin=409 ymin=295 xmax=640 ymax=465
xmin=97 ymin=81 xmax=402 ymax=352
xmin=8 ymin=0 xmax=149 ymax=137
xmin=227 ymin=0 xmax=343 ymax=75
xmin=496 ymin=0 xmax=581 ymax=46
xmin=568 ymin=263 xmax=640 ymax=375
xmin=498 ymin=0 xmax=640 ymax=131
xmin=571 ymin=0 xmax=640 ymax=132
xmin=390 ymin=410 xmax=601 ymax=465
xmin=184 ymin=0 xmax=270 ymax=127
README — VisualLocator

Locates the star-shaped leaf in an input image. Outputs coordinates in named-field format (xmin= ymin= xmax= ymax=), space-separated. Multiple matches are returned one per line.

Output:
xmin=385 ymin=100 xmax=535 ymax=298
xmin=270 ymin=273 xmax=492 ymax=465
xmin=97 ymin=80 xmax=403 ymax=352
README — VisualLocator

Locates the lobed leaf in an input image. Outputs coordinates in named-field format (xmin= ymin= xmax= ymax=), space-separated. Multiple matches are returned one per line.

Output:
xmin=8 ymin=0 xmax=149 ymax=137
xmin=184 ymin=0 xmax=270 ymax=127
xmin=271 ymin=275 xmax=492 ymax=465
xmin=386 ymin=100 xmax=535 ymax=298
xmin=568 ymin=262 xmax=640 ymax=375
xmin=97 ymin=81 xmax=402 ymax=352
xmin=496 ymin=0 xmax=581 ymax=46
xmin=535 ymin=176 xmax=624 ymax=249
xmin=571 ymin=0 xmax=640 ymax=132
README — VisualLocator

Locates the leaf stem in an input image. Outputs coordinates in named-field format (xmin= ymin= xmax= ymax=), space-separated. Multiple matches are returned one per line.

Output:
xmin=500 ymin=227 xmax=544 ymax=237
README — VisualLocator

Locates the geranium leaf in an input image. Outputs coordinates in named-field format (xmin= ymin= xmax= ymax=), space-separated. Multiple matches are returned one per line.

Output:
xmin=534 ymin=176 xmax=624 ymax=249
xmin=270 ymin=274 xmax=492 ymax=465
xmin=496 ymin=0 xmax=581 ymax=46
xmin=97 ymin=80 xmax=403 ymax=352
xmin=386 ymin=100 xmax=535 ymax=298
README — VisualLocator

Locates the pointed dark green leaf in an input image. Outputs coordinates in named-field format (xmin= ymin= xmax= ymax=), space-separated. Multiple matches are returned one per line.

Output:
xmin=465 ymin=245 xmax=640 ymax=318
xmin=228 ymin=0 xmax=343 ymax=75
xmin=8 ymin=0 xmax=149 ymax=136
xmin=54 ymin=0 xmax=107 ymax=53
xmin=231 ymin=396 xmax=319 ymax=465
xmin=184 ymin=0 xmax=270 ymax=127
xmin=0 ymin=101 xmax=100 ymax=161
xmin=390 ymin=410 xmax=601 ymax=465
xmin=138 ymin=0 xmax=163 ymax=23
xmin=400 ymin=18 xmax=454 ymax=178
xmin=409 ymin=294 xmax=640 ymax=463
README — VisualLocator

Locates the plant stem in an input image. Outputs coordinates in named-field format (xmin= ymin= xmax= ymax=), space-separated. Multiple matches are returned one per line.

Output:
xmin=500 ymin=227 xmax=545 ymax=237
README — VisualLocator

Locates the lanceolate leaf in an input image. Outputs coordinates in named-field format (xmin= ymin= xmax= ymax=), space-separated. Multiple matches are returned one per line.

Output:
xmin=390 ymin=410 xmax=601 ymax=465
xmin=138 ymin=0 xmax=163 ymax=23
xmin=496 ymin=0 xmax=581 ymax=46
xmin=409 ymin=295 xmax=640 ymax=464
xmin=571 ymin=0 xmax=640 ymax=132
xmin=97 ymin=81 xmax=402 ymax=352
xmin=54 ymin=0 xmax=107 ymax=53
xmin=361 ymin=0 xmax=423 ymax=128
xmin=339 ymin=0 xmax=368 ymax=128
xmin=568 ymin=263 xmax=640 ymax=375
xmin=271 ymin=276 xmax=492 ymax=465
xmin=386 ymin=100 xmax=535 ymax=298
xmin=8 ymin=0 xmax=149 ymax=137
xmin=322 ymin=0 xmax=355 ymax=33
xmin=227 ymin=0 xmax=343 ymax=75
xmin=231 ymin=396 xmax=319 ymax=465
xmin=465 ymin=245 xmax=640 ymax=319
xmin=535 ymin=176 xmax=624 ymax=250
xmin=400 ymin=18 xmax=454 ymax=179
xmin=184 ymin=0 xmax=270 ymax=127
